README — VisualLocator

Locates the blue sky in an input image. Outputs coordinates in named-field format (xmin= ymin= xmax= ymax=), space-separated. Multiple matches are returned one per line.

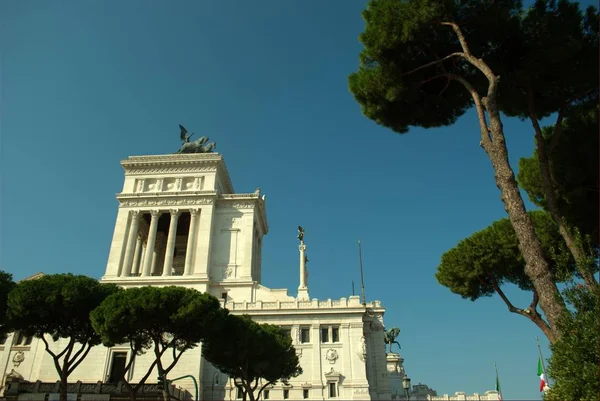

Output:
xmin=1 ymin=1 xmax=594 ymax=399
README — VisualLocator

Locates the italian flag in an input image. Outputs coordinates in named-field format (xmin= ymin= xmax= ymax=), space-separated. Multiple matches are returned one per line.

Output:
xmin=537 ymin=356 xmax=547 ymax=392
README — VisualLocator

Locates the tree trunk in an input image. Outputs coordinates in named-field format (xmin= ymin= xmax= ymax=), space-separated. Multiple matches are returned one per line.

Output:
xmin=439 ymin=20 xmax=567 ymax=342
xmin=485 ymin=108 xmax=566 ymax=338
xmin=527 ymin=104 xmax=599 ymax=294
xmin=59 ymin=371 xmax=69 ymax=401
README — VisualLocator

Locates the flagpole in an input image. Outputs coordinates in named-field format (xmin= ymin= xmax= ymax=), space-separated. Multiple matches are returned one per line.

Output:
xmin=536 ymin=337 xmax=550 ymax=389
xmin=358 ymin=240 xmax=366 ymax=306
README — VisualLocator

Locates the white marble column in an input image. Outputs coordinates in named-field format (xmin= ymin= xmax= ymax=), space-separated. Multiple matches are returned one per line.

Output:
xmin=151 ymin=249 xmax=159 ymax=275
xmin=139 ymin=242 xmax=147 ymax=275
xmin=299 ymin=242 xmax=307 ymax=288
xmin=121 ymin=211 xmax=141 ymax=277
xmin=142 ymin=210 xmax=161 ymax=277
xmin=163 ymin=210 xmax=181 ymax=276
xmin=184 ymin=209 xmax=200 ymax=276
xmin=131 ymin=235 xmax=143 ymax=275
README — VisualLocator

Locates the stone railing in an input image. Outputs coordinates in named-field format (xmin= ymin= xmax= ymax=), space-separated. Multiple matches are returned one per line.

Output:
xmin=422 ymin=391 xmax=501 ymax=401
xmin=220 ymin=296 xmax=383 ymax=311
xmin=4 ymin=381 xmax=190 ymax=401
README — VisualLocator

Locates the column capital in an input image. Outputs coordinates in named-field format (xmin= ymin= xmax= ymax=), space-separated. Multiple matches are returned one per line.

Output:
xmin=130 ymin=210 xmax=142 ymax=218
xmin=150 ymin=209 xmax=162 ymax=218
xmin=189 ymin=208 xmax=200 ymax=217
xmin=169 ymin=209 xmax=181 ymax=218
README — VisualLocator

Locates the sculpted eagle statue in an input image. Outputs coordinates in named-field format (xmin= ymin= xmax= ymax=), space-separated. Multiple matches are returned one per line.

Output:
xmin=176 ymin=124 xmax=216 ymax=154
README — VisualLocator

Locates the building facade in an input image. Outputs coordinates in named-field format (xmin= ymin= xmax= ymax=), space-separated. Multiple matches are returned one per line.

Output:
xmin=0 ymin=152 xmax=500 ymax=401
xmin=1 ymin=153 xmax=391 ymax=401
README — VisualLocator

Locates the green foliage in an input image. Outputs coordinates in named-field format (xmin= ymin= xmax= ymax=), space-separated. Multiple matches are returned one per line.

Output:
xmin=349 ymin=0 xmax=522 ymax=133
xmin=349 ymin=0 xmax=598 ymax=133
xmin=496 ymin=0 xmax=598 ymax=119
xmin=91 ymin=286 xmax=222 ymax=392
xmin=7 ymin=274 xmax=118 ymax=345
xmin=6 ymin=273 xmax=119 ymax=401
xmin=202 ymin=314 xmax=302 ymax=401
xmin=0 ymin=271 xmax=15 ymax=336
xmin=545 ymin=285 xmax=600 ymax=401
xmin=436 ymin=211 xmax=574 ymax=300
xmin=518 ymin=102 xmax=599 ymax=245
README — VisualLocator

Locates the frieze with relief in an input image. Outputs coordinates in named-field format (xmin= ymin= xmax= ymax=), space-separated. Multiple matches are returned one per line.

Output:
xmin=120 ymin=198 xmax=214 ymax=207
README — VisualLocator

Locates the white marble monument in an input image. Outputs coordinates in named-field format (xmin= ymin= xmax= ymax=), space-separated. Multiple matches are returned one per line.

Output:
xmin=0 ymin=152 xmax=499 ymax=401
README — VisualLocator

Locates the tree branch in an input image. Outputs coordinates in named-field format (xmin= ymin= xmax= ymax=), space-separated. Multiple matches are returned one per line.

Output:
xmin=164 ymin=348 xmax=185 ymax=376
xmin=491 ymin=279 xmax=526 ymax=314
xmin=39 ymin=335 xmax=58 ymax=360
xmin=68 ymin=343 xmax=92 ymax=375
xmin=527 ymin=86 xmax=600 ymax=293
xmin=491 ymin=278 xmax=557 ymax=342
xmin=67 ymin=341 xmax=88 ymax=369
xmin=401 ymin=52 xmax=465 ymax=77
xmin=133 ymin=359 xmax=158 ymax=393
xmin=55 ymin=337 xmax=75 ymax=360
xmin=440 ymin=21 xmax=499 ymax=104
xmin=548 ymin=101 xmax=568 ymax=153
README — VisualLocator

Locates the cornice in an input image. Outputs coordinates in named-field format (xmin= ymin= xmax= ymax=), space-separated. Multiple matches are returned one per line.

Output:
xmin=121 ymin=153 xmax=234 ymax=193
xmin=117 ymin=194 xmax=216 ymax=207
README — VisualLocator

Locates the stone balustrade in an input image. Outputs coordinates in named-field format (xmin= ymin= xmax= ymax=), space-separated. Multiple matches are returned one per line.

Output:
xmin=220 ymin=296 xmax=383 ymax=311
xmin=421 ymin=391 xmax=500 ymax=401
xmin=4 ymin=380 xmax=190 ymax=401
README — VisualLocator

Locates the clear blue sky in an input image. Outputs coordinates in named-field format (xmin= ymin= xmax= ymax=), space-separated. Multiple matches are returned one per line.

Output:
xmin=1 ymin=1 xmax=594 ymax=399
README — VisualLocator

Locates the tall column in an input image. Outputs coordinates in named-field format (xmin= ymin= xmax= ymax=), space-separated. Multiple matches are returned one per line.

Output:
xmin=121 ymin=211 xmax=141 ymax=277
xmin=299 ymin=242 xmax=307 ymax=288
xmin=131 ymin=235 xmax=143 ymax=275
xmin=151 ymin=249 xmax=159 ymax=275
xmin=298 ymin=241 xmax=310 ymax=300
xmin=142 ymin=210 xmax=161 ymax=277
xmin=163 ymin=210 xmax=180 ymax=276
xmin=139 ymin=242 xmax=147 ymax=275
xmin=184 ymin=209 xmax=200 ymax=276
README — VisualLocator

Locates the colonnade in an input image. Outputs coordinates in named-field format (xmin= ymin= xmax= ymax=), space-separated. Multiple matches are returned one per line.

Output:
xmin=120 ymin=208 xmax=199 ymax=277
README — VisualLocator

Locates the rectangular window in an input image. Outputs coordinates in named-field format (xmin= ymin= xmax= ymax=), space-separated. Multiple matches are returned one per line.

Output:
xmin=13 ymin=331 xmax=24 ymax=346
xmin=329 ymin=383 xmax=337 ymax=398
xmin=108 ymin=352 xmax=128 ymax=383
xmin=332 ymin=327 xmax=339 ymax=343
xmin=303 ymin=389 xmax=309 ymax=399
xmin=236 ymin=387 xmax=243 ymax=399
xmin=283 ymin=389 xmax=289 ymax=399
xmin=221 ymin=292 xmax=228 ymax=300
xmin=321 ymin=327 xmax=329 ymax=343
xmin=264 ymin=390 xmax=270 ymax=400
xmin=300 ymin=328 xmax=310 ymax=343
xmin=12 ymin=331 xmax=31 ymax=347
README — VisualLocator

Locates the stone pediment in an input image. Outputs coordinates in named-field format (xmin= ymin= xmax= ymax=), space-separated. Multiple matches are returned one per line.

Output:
xmin=324 ymin=367 xmax=342 ymax=380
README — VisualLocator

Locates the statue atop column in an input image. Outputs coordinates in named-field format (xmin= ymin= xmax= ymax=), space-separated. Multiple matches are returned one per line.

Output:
xmin=297 ymin=225 xmax=309 ymax=300
xmin=384 ymin=327 xmax=401 ymax=353
xmin=176 ymin=124 xmax=217 ymax=154
xmin=297 ymin=226 xmax=305 ymax=243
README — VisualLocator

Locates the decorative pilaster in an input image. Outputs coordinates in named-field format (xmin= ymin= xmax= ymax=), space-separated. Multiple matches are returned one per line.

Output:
xmin=184 ymin=209 xmax=200 ymax=276
xmin=162 ymin=210 xmax=181 ymax=276
xmin=142 ymin=210 xmax=161 ymax=277
xmin=121 ymin=211 xmax=141 ymax=277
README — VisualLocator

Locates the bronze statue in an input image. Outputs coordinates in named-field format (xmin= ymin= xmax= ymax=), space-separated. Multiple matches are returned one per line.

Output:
xmin=297 ymin=226 xmax=305 ymax=242
xmin=384 ymin=327 xmax=401 ymax=353
xmin=176 ymin=124 xmax=217 ymax=154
